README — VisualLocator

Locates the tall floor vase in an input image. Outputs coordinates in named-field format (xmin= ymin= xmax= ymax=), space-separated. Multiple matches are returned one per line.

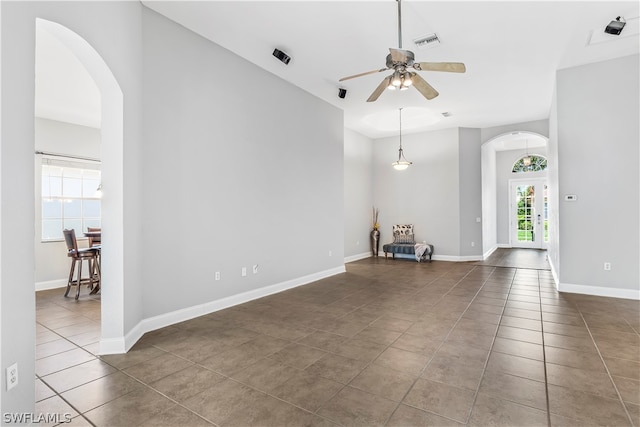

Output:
xmin=370 ymin=229 xmax=380 ymax=256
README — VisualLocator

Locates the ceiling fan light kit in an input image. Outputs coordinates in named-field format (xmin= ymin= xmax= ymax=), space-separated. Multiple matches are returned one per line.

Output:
xmin=339 ymin=0 xmax=465 ymax=102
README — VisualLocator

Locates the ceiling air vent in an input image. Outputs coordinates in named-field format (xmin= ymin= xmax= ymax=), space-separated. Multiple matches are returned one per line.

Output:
xmin=413 ymin=33 xmax=441 ymax=49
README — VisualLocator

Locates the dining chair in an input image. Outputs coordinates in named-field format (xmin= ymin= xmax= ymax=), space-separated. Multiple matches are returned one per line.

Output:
xmin=63 ymin=229 xmax=100 ymax=300
xmin=87 ymin=227 xmax=101 ymax=247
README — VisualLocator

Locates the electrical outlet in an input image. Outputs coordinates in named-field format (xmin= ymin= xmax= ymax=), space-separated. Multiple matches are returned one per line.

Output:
xmin=241 ymin=267 xmax=247 ymax=277
xmin=604 ymin=262 xmax=611 ymax=271
xmin=253 ymin=264 xmax=259 ymax=274
xmin=329 ymin=250 xmax=332 ymax=257
xmin=215 ymin=271 xmax=220 ymax=281
xmin=6 ymin=363 xmax=18 ymax=391
xmin=471 ymin=242 xmax=475 ymax=247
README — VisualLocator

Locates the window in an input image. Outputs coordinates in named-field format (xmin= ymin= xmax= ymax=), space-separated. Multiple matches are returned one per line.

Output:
xmin=41 ymin=159 xmax=101 ymax=241
xmin=512 ymin=155 xmax=547 ymax=173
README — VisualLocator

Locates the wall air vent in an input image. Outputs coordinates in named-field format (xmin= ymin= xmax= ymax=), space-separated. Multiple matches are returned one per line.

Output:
xmin=413 ymin=33 xmax=441 ymax=49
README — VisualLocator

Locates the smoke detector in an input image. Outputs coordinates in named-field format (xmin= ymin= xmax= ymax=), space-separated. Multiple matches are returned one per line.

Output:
xmin=413 ymin=33 xmax=441 ymax=49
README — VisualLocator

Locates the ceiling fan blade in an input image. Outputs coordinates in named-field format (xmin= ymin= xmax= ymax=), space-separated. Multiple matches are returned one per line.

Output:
xmin=389 ymin=48 xmax=413 ymax=64
xmin=411 ymin=74 xmax=439 ymax=100
xmin=366 ymin=76 xmax=392 ymax=102
xmin=414 ymin=62 xmax=466 ymax=73
xmin=339 ymin=68 xmax=388 ymax=82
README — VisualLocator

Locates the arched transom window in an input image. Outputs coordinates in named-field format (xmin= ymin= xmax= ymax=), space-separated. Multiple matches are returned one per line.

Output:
xmin=513 ymin=155 xmax=547 ymax=173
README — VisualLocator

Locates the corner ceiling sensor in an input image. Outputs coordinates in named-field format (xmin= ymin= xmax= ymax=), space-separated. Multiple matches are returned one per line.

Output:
xmin=272 ymin=48 xmax=291 ymax=65
xmin=605 ymin=16 xmax=626 ymax=35
xmin=392 ymin=108 xmax=412 ymax=171
xmin=339 ymin=0 xmax=466 ymax=102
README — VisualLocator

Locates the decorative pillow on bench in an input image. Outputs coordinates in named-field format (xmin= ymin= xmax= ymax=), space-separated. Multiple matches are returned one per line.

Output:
xmin=393 ymin=224 xmax=415 ymax=244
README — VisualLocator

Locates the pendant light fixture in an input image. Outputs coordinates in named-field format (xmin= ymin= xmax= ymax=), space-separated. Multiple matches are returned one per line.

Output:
xmin=392 ymin=108 xmax=412 ymax=171
xmin=523 ymin=138 xmax=532 ymax=166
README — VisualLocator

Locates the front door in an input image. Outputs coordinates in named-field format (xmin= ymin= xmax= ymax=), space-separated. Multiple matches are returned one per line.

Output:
xmin=510 ymin=179 xmax=547 ymax=249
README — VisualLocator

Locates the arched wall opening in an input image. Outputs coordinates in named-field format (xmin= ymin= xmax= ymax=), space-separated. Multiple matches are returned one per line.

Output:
xmin=480 ymin=131 xmax=548 ymax=256
xmin=36 ymin=19 xmax=125 ymax=353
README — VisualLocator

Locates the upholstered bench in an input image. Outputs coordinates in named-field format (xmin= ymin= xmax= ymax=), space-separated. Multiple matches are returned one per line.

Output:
xmin=382 ymin=224 xmax=434 ymax=262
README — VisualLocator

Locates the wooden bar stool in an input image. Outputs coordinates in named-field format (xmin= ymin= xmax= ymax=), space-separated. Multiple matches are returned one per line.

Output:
xmin=63 ymin=229 xmax=100 ymax=300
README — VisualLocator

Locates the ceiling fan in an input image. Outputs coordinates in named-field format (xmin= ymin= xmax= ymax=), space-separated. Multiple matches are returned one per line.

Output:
xmin=339 ymin=0 xmax=466 ymax=102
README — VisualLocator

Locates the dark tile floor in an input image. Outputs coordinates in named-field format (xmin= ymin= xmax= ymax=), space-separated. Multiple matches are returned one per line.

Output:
xmin=35 ymin=255 xmax=639 ymax=426
xmin=472 ymin=247 xmax=550 ymax=270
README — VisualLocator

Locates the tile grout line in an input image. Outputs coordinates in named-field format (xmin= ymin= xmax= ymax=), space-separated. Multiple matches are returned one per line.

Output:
xmin=380 ymin=265 xmax=495 ymax=425
xmin=119 ymin=318 xmax=372 ymax=425
xmin=382 ymin=265 xmax=512 ymax=426
xmin=461 ymin=266 xmax=521 ymax=425
xmin=232 ymin=264 xmax=492 ymax=426
xmin=574 ymin=307 xmax=636 ymax=426
xmin=37 ymin=374 xmax=97 ymax=427
xmin=536 ymin=270 xmax=552 ymax=427
xmin=36 ymin=315 xmax=107 ymax=427
xmin=297 ymin=266 xmax=465 ymax=426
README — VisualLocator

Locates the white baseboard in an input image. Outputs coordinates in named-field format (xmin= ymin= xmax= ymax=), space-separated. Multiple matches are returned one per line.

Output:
xmin=483 ymin=245 xmax=498 ymax=259
xmin=497 ymin=243 xmax=511 ymax=248
xmin=549 ymin=260 xmax=560 ymax=287
xmin=385 ymin=253 xmax=483 ymax=262
xmin=99 ymin=265 xmax=346 ymax=355
xmin=344 ymin=252 xmax=372 ymax=263
xmin=558 ymin=282 xmax=640 ymax=300
xmin=35 ymin=279 xmax=67 ymax=291
xmin=433 ymin=254 xmax=483 ymax=262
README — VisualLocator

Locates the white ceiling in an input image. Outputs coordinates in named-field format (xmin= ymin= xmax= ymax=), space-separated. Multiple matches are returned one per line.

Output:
xmin=36 ymin=1 xmax=639 ymax=139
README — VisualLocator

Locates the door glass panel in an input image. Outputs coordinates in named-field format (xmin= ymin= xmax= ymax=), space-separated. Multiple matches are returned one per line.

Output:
xmin=516 ymin=185 xmax=535 ymax=242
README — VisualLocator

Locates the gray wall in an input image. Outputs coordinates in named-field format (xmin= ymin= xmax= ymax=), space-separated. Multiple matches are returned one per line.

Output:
xmin=344 ymin=129 xmax=374 ymax=260
xmin=373 ymin=127 xmax=465 ymax=259
xmin=140 ymin=8 xmax=344 ymax=318
xmin=1 ymin=1 xmax=344 ymax=415
xmin=555 ymin=54 xmax=639 ymax=294
xmin=458 ymin=127 xmax=483 ymax=256
xmin=1 ymin=0 xmax=144 ymax=415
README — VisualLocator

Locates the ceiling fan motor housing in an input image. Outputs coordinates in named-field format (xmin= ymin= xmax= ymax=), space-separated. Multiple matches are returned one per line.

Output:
xmin=386 ymin=51 xmax=415 ymax=68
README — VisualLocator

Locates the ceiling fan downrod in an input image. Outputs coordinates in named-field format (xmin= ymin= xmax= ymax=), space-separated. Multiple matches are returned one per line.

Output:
xmin=397 ymin=0 xmax=403 ymax=49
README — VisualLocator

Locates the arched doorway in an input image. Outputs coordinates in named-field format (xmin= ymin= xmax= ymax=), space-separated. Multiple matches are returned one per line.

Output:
xmin=35 ymin=19 xmax=125 ymax=354
xmin=480 ymin=131 xmax=549 ymax=256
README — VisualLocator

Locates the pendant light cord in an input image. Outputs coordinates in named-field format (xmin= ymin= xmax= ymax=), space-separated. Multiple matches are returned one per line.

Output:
xmin=398 ymin=108 xmax=403 ymax=160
